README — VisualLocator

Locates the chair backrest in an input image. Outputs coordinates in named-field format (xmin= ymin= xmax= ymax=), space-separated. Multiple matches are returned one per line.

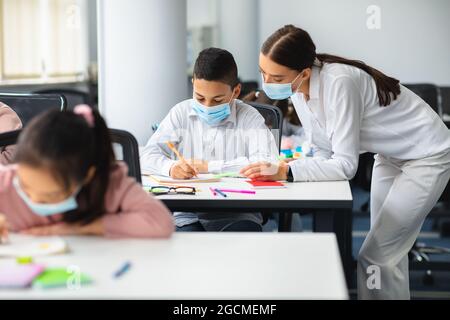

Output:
xmin=403 ymin=83 xmax=441 ymax=116
xmin=0 ymin=93 xmax=67 ymax=127
xmin=240 ymin=81 xmax=259 ymax=98
xmin=0 ymin=128 xmax=143 ymax=185
xmin=440 ymin=86 xmax=450 ymax=116
xmin=0 ymin=129 xmax=20 ymax=148
xmin=34 ymin=88 xmax=90 ymax=110
xmin=110 ymin=128 xmax=142 ymax=184
xmin=246 ymin=101 xmax=283 ymax=151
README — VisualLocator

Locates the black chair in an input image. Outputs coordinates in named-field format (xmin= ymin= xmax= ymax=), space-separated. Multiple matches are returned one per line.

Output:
xmin=0 ymin=128 xmax=142 ymax=185
xmin=110 ymin=129 xmax=142 ymax=184
xmin=403 ymin=83 xmax=441 ymax=116
xmin=245 ymin=102 xmax=286 ymax=227
xmin=441 ymin=86 xmax=450 ymax=116
xmin=0 ymin=93 xmax=67 ymax=127
xmin=34 ymin=88 xmax=91 ymax=110
xmin=0 ymin=129 xmax=21 ymax=148
xmin=239 ymin=81 xmax=259 ymax=99
xmin=0 ymin=93 xmax=67 ymax=157
xmin=246 ymin=101 xmax=283 ymax=151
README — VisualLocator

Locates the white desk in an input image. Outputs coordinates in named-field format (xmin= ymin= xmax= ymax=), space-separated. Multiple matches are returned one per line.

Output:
xmin=0 ymin=233 xmax=348 ymax=300
xmin=143 ymin=176 xmax=353 ymax=284
xmin=142 ymin=176 xmax=352 ymax=204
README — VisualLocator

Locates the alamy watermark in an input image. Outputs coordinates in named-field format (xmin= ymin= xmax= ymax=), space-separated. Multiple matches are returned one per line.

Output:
xmin=366 ymin=5 xmax=381 ymax=30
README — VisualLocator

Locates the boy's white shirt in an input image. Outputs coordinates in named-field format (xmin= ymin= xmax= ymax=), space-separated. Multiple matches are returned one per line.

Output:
xmin=140 ymin=99 xmax=279 ymax=176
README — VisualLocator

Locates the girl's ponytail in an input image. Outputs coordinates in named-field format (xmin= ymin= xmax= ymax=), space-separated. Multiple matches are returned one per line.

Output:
xmin=66 ymin=106 xmax=115 ymax=224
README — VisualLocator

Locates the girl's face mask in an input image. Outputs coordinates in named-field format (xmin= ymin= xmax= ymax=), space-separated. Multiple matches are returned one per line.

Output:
xmin=13 ymin=176 xmax=80 ymax=217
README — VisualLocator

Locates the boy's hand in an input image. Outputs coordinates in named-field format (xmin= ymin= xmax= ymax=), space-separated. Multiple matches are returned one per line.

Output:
xmin=169 ymin=161 xmax=198 ymax=179
xmin=186 ymin=159 xmax=208 ymax=173
xmin=240 ymin=161 xmax=289 ymax=181
xmin=0 ymin=214 xmax=9 ymax=243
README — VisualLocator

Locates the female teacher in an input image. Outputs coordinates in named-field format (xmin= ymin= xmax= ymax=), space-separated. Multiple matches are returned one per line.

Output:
xmin=240 ymin=25 xmax=450 ymax=300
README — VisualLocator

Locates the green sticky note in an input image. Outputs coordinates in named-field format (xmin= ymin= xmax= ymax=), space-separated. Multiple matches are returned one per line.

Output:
xmin=214 ymin=172 xmax=243 ymax=178
xmin=16 ymin=256 xmax=33 ymax=264
xmin=32 ymin=268 xmax=92 ymax=289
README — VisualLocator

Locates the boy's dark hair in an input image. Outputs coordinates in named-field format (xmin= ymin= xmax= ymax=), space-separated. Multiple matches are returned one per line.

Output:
xmin=15 ymin=108 xmax=116 ymax=225
xmin=193 ymin=47 xmax=239 ymax=88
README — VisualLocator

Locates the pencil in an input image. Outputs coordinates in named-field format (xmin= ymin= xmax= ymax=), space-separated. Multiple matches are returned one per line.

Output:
xmin=166 ymin=141 xmax=198 ymax=177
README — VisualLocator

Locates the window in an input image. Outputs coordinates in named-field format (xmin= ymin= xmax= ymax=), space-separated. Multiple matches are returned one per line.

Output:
xmin=0 ymin=0 xmax=88 ymax=84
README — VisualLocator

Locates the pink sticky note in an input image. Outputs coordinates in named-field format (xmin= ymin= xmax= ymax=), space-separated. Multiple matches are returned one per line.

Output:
xmin=0 ymin=264 xmax=45 ymax=288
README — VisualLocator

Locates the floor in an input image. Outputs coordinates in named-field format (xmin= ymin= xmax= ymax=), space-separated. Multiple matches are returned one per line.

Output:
xmin=262 ymin=185 xmax=450 ymax=299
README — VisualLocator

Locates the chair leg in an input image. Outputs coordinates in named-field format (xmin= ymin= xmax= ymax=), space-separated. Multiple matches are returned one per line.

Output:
xmin=278 ymin=212 xmax=292 ymax=232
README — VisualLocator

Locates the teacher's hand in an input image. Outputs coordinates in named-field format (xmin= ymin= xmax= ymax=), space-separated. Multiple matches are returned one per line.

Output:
xmin=240 ymin=161 xmax=289 ymax=181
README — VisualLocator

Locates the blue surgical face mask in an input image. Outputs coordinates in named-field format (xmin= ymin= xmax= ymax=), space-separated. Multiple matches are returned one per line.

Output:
xmin=262 ymin=72 xmax=303 ymax=100
xmin=192 ymin=98 xmax=232 ymax=125
xmin=13 ymin=177 xmax=79 ymax=217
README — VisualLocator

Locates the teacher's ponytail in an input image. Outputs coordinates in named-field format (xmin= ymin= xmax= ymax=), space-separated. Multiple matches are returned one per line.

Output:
xmin=261 ymin=25 xmax=401 ymax=106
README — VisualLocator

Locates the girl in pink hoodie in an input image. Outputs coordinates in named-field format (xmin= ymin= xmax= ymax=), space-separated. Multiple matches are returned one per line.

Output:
xmin=0 ymin=106 xmax=173 ymax=241
xmin=0 ymin=102 xmax=22 ymax=165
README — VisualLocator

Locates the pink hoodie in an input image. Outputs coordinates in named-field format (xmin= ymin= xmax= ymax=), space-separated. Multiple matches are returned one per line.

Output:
xmin=0 ymin=162 xmax=174 ymax=238
xmin=0 ymin=102 xmax=22 ymax=165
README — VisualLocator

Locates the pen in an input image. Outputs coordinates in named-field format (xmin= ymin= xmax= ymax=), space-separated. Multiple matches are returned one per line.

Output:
xmin=209 ymin=187 xmax=217 ymax=196
xmin=214 ymin=188 xmax=227 ymax=198
xmin=216 ymin=188 xmax=256 ymax=194
xmin=113 ymin=261 xmax=132 ymax=278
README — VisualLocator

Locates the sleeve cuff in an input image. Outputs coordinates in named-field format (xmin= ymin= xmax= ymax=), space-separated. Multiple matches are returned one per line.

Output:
xmin=288 ymin=161 xmax=302 ymax=182
xmin=162 ymin=160 xmax=177 ymax=177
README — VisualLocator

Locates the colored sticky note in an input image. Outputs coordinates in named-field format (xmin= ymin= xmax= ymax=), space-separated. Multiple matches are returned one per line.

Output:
xmin=32 ymin=267 xmax=92 ymax=289
xmin=0 ymin=264 xmax=45 ymax=288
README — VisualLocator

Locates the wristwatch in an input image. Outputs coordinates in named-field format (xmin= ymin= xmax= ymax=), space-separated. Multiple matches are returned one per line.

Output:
xmin=287 ymin=166 xmax=294 ymax=182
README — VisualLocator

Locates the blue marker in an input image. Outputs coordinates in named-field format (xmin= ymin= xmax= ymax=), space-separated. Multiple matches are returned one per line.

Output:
xmin=113 ymin=261 xmax=132 ymax=278
xmin=214 ymin=188 xmax=227 ymax=198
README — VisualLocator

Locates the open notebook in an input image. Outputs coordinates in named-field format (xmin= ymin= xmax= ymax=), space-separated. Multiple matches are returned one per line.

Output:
xmin=0 ymin=235 xmax=68 ymax=257
xmin=144 ymin=173 xmax=221 ymax=184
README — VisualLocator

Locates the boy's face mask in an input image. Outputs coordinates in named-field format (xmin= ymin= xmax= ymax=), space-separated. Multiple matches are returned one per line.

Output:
xmin=192 ymin=97 xmax=233 ymax=126
xmin=13 ymin=176 xmax=80 ymax=217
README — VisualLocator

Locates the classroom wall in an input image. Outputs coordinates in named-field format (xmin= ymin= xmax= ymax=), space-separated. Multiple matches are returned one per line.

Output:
xmin=187 ymin=0 xmax=261 ymax=82
xmin=217 ymin=0 xmax=260 ymax=82
xmin=97 ymin=0 xmax=188 ymax=145
xmin=258 ymin=0 xmax=450 ymax=85
xmin=87 ymin=0 xmax=98 ymax=63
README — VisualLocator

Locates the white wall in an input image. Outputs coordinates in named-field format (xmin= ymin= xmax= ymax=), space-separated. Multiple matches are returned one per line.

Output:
xmin=218 ymin=0 xmax=260 ymax=82
xmin=97 ymin=0 xmax=187 ymax=145
xmin=187 ymin=0 xmax=217 ymax=29
xmin=258 ymin=0 xmax=450 ymax=85
xmin=186 ymin=0 xmax=260 ymax=81
xmin=86 ymin=0 xmax=97 ymax=63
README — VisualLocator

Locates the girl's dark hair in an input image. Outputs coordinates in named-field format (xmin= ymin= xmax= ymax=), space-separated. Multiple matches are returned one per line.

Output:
xmin=14 ymin=108 xmax=115 ymax=225
xmin=261 ymin=25 xmax=401 ymax=106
